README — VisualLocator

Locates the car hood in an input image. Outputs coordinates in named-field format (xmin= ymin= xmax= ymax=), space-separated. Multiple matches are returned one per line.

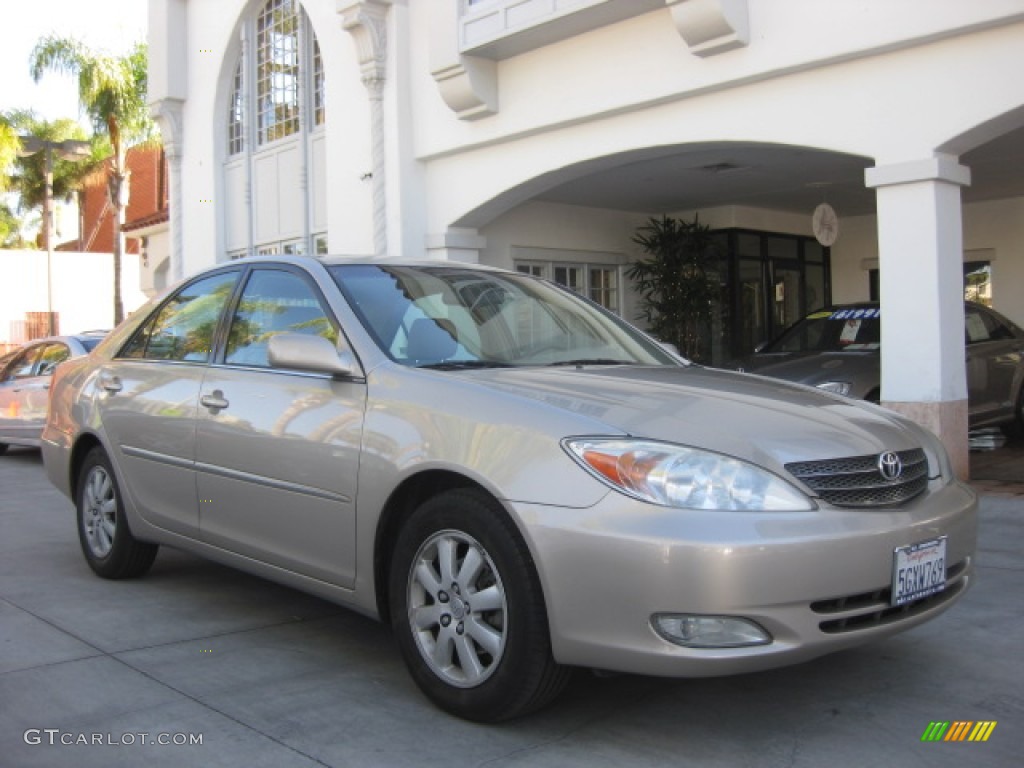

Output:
xmin=463 ymin=364 xmax=924 ymax=472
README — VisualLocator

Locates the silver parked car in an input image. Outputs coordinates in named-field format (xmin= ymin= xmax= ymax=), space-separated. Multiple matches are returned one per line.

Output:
xmin=0 ymin=333 xmax=106 ymax=454
xmin=42 ymin=257 xmax=977 ymax=721
xmin=736 ymin=302 xmax=1024 ymax=432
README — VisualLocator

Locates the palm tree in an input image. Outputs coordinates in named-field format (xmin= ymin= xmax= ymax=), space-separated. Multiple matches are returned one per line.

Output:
xmin=30 ymin=36 xmax=153 ymax=324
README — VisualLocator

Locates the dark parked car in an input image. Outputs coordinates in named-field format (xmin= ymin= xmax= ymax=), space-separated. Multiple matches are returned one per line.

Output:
xmin=0 ymin=333 xmax=107 ymax=453
xmin=736 ymin=302 xmax=1024 ymax=432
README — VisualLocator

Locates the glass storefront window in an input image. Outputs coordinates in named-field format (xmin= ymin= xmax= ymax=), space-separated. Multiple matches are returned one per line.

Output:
xmin=738 ymin=259 xmax=767 ymax=357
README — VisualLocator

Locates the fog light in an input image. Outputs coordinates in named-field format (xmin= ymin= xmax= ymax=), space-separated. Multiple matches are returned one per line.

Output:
xmin=653 ymin=614 xmax=771 ymax=648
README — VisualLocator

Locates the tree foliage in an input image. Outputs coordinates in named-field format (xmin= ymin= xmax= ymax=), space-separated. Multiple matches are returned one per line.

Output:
xmin=0 ymin=201 xmax=31 ymax=248
xmin=30 ymin=37 xmax=153 ymax=150
xmin=627 ymin=215 xmax=721 ymax=362
xmin=0 ymin=116 xmax=19 ymax=195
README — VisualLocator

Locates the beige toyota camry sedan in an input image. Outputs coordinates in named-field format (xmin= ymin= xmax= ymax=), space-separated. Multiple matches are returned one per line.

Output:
xmin=42 ymin=256 xmax=977 ymax=722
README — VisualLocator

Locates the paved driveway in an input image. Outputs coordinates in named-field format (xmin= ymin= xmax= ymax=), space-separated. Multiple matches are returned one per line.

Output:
xmin=1 ymin=447 xmax=1021 ymax=767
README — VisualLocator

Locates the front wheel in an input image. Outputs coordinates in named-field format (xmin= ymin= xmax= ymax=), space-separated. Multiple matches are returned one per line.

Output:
xmin=389 ymin=488 xmax=569 ymax=722
xmin=77 ymin=447 xmax=158 ymax=579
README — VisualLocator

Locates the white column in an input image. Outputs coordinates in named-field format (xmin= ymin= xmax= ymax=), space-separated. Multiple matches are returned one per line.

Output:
xmin=340 ymin=0 xmax=392 ymax=256
xmin=865 ymin=155 xmax=971 ymax=479
xmin=150 ymin=99 xmax=185 ymax=283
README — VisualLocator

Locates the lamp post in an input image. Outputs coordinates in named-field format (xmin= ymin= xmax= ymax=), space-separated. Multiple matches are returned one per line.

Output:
xmin=17 ymin=136 xmax=91 ymax=337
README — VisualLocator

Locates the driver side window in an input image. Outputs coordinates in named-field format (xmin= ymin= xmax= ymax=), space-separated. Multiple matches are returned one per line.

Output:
xmin=224 ymin=269 xmax=339 ymax=368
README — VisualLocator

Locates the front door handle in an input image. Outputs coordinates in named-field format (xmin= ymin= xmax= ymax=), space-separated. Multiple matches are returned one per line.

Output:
xmin=200 ymin=390 xmax=230 ymax=412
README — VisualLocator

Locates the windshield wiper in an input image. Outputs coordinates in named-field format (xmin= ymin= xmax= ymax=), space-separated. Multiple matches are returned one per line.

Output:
xmin=546 ymin=358 xmax=633 ymax=367
xmin=418 ymin=360 xmax=514 ymax=370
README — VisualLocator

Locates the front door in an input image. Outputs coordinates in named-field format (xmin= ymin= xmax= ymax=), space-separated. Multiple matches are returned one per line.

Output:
xmin=965 ymin=305 xmax=1024 ymax=425
xmin=0 ymin=343 xmax=47 ymax=444
xmin=99 ymin=269 xmax=242 ymax=537
xmin=195 ymin=267 xmax=365 ymax=588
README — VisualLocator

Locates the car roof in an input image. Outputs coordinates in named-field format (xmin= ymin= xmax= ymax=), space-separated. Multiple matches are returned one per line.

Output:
xmin=227 ymin=254 xmax=506 ymax=273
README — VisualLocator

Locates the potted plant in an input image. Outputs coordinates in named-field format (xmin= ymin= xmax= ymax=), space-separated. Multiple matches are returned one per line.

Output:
xmin=628 ymin=215 xmax=721 ymax=362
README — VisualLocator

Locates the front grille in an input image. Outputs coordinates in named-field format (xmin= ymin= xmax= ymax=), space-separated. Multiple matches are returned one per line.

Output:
xmin=812 ymin=559 xmax=969 ymax=634
xmin=785 ymin=448 xmax=928 ymax=507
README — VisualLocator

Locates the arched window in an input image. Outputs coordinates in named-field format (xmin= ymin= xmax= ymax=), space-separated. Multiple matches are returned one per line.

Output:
xmin=223 ymin=0 xmax=326 ymax=259
xmin=256 ymin=0 xmax=300 ymax=144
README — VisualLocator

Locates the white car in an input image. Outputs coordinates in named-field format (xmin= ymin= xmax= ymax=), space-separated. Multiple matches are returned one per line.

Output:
xmin=0 ymin=333 xmax=106 ymax=453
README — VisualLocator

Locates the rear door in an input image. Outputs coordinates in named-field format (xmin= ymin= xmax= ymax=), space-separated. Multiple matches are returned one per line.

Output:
xmin=97 ymin=269 xmax=242 ymax=537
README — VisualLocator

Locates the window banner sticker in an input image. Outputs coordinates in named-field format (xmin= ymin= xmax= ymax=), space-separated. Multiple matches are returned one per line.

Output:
xmin=831 ymin=308 xmax=880 ymax=320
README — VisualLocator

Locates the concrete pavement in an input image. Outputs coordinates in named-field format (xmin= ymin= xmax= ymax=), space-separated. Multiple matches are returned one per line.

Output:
xmin=1 ymin=446 xmax=1021 ymax=767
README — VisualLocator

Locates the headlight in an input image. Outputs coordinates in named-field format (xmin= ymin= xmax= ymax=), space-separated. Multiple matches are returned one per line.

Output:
xmin=815 ymin=381 xmax=852 ymax=396
xmin=563 ymin=438 xmax=814 ymax=511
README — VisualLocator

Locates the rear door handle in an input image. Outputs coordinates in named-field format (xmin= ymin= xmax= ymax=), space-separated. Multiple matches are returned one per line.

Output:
xmin=99 ymin=374 xmax=122 ymax=393
xmin=200 ymin=391 xmax=229 ymax=412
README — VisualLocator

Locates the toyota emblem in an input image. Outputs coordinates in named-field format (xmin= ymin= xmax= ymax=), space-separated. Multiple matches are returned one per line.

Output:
xmin=878 ymin=451 xmax=902 ymax=481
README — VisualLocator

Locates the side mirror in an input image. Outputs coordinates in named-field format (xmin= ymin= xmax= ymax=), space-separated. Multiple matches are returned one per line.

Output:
xmin=268 ymin=333 xmax=356 ymax=377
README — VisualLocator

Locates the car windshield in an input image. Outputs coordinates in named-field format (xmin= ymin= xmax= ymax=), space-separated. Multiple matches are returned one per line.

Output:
xmin=329 ymin=264 xmax=680 ymax=368
xmin=762 ymin=307 xmax=881 ymax=353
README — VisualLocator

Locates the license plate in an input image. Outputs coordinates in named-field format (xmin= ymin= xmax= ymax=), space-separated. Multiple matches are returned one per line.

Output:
xmin=891 ymin=537 xmax=947 ymax=607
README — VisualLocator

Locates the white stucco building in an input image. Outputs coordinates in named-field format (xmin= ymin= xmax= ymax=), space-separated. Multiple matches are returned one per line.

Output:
xmin=146 ymin=0 xmax=1024 ymax=476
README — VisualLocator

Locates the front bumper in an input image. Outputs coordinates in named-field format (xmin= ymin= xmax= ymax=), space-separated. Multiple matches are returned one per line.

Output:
xmin=513 ymin=478 xmax=977 ymax=677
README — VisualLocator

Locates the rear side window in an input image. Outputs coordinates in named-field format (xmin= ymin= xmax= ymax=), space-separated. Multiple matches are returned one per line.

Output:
xmin=121 ymin=271 xmax=240 ymax=362
xmin=965 ymin=309 xmax=991 ymax=344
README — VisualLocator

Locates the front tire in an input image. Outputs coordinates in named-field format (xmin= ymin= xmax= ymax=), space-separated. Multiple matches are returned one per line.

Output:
xmin=77 ymin=447 xmax=158 ymax=579
xmin=389 ymin=488 xmax=569 ymax=722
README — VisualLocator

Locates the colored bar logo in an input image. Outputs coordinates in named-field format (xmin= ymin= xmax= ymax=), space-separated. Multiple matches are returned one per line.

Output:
xmin=921 ymin=721 xmax=997 ymax=742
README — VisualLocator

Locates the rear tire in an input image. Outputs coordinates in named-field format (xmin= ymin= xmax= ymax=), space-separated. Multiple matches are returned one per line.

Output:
xmin=77 ymin=447 xmax=158 ymax=579
xmin=389 ymin=488 xmax=570 ymax=722
xmin=0 ymin=443 xmax=8 ymax=456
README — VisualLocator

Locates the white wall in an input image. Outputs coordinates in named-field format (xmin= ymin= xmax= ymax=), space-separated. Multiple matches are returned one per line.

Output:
xmin=161 ymin=0 xmax=377 ymax=275
xmin=150 ymin=1 xmax=1024 ymax=322
xmin=0 ymin=250 xmax=147 ymax=343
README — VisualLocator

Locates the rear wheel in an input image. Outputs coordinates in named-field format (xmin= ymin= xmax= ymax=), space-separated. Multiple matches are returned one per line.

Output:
xmin=389 ymin=488 xmax=569 ymax=722
xmin=77 ymin=447 xmax=158 ymax=579
xmin=0 ymin=443 xmax=8 ymax=456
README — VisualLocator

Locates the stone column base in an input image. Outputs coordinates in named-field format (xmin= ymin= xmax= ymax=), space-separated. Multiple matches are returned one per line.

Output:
xmin=881 ymin=399 xmax=969 ymax=481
